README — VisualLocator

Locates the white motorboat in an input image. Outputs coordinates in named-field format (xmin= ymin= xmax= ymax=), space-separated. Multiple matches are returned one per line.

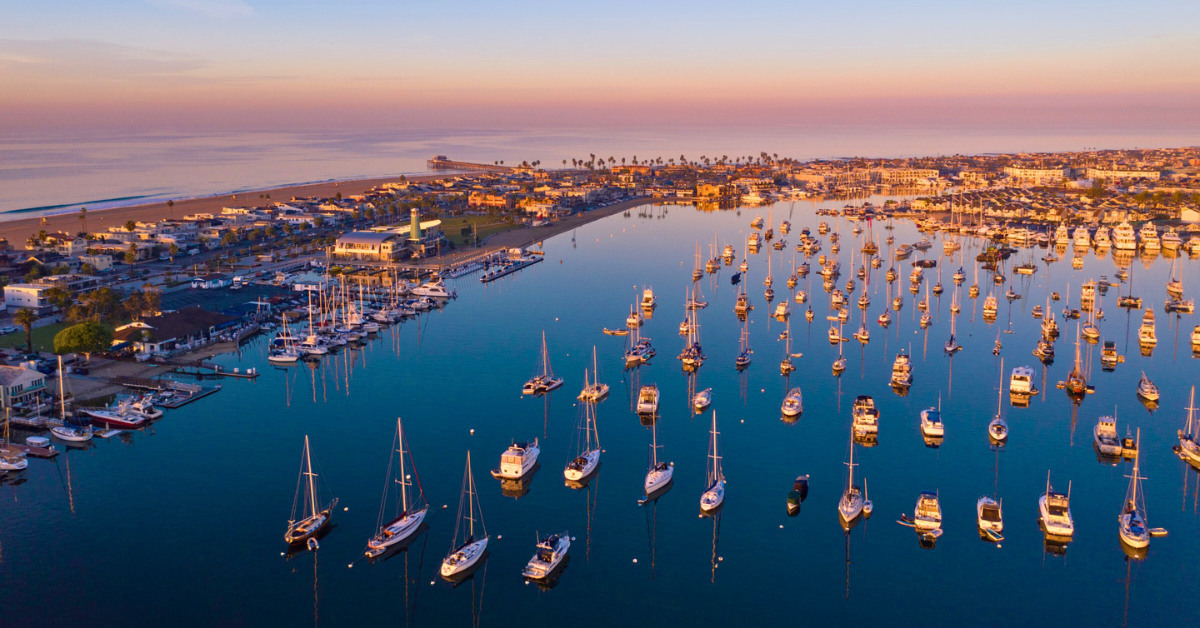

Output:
xmin=1039 ymin=473 xmax=1075 ymax=538
xmin=1139 ymin=222 xmax=1160 ymax=250
xmin=1073 ymin=226 xmax=1091 ymax=248
xmin=128 ymin=398 xmax=163 ymax=420
xmin=563 ymin=400 xmax=601 ymax=482
xmin=285 ymin=435 xmax=338 ymax=546
xmin=1094 ymin=416 xmax=1122 ymax=457
xmin=693 ymin=387 xmax=713 ymax=411
xmin=1119 ymin=430 xmax=1150 ymax=549
xmin=913 ymin=491 xmax=943 ymax=532
xmin=82 ymin=407 xmax=146 ymax=429
xmin=522 ymin=532 xmax=570 ymax=580
xmin=441 ymin=452 xmax=489 ymax=578
xmin=644 ymin=418 xmax=674 ymax=498
xmin=890 ymin=351 xmax=913 ymax=388
xmin=781 ymin=387 xmax=803 ymax=418
xmin=637 ymin=385 xmax=660 ymax=415
xmin=1113 ymin=221 xmax=1137 ymax=250
xmin=50 ymin=425 xmax=93 ymax=442
xmin=699 ymin=412 xmax=725 ymax=513
xmin=365 ymin=418 xmax=428 ymax=558
xmin=1009 ymin=365 xmax=1036 ymax=395
xmin=641 ymin=287 xmax=657 ymax=310
xmin=852 ymin=395 xmax=879 ymax=436
xmin=1161 ymin=227 xmax=1183 ymax=251
xmin=920 ymin=406 xmax=944 ymax=438
xmin=1138 ymin=309 xmax=1157 ymax=346
xmin=492 ymin=439 xmax=539 ymax=480
xmin=977 ymin=496 xmax=1004 ymax=534
xmin=411 ymin=279 xmax=457 ymax=299
xmin=626 ymin=305 xmax=644 ymax=328
xmin=1136 ymin=372 xmax=1159 ymax=402
xmin=1054 ymin=224 xmax=1071 ymax=246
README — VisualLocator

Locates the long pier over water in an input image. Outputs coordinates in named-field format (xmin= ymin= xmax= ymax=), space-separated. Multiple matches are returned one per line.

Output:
xmin=426 ymin=156 xmax=513 ymax=173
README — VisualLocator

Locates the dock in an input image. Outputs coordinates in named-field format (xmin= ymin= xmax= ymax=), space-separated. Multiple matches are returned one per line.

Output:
xmin=480 ymin=257 xmax=544 ymax=283
xmin=1 ymin=443 xmax=60 ymax=459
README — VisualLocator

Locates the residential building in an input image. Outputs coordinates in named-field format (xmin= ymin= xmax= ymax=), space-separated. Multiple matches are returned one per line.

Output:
xmin=3 ymin=283 xmax=53 ymax=313
xmin=0 ymin=365 xmax=46 ymax=409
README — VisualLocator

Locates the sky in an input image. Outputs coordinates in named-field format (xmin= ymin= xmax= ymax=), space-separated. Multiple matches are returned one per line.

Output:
xmin=2 ymin=0 xmax=1199 ymax=133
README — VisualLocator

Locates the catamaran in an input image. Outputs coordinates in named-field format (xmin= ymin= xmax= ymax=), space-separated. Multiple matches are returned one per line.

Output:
xmin=365 ymin=418 xmax=428 ymax=558
xmin=578 ymin=347 xmax=609 ymax=402
xmin=699 ymin=411 xmax=725 ymax=513
xmin=523 ymin=331 xmax=564 ymax=395
xmin=441 ymin=452 xmax=489 ymax=578
xmin=564 ymin=400 xmax=601 ymax=482
xmin=285 ymin=435 xmax=338 ymax=547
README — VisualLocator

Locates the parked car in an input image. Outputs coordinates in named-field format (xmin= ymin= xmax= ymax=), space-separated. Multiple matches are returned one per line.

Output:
xmin=0 ymin=326 xmax=17 ymax=335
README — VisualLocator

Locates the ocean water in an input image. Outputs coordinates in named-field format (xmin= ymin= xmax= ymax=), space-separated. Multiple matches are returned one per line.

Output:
xmin=2 ymin=199 xmax=1199 ymax=627
xmin=2 ymin=124 xmax=1195 ymax=216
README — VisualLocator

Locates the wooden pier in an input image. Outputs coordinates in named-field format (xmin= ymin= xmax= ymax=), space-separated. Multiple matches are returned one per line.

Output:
xmin=427 ymin=157 xmax=513 ymax=173
xmin=1 ymin=443 xmax=59 ymax=459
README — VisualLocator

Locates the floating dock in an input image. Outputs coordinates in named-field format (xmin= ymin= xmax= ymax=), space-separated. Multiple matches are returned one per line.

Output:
xmin=480 ymin=257 xmax=544 ymax=283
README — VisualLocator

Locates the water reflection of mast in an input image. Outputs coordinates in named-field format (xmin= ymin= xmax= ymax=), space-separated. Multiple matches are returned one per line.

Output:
xmin=469 ymin=563 xmax=488 ymax=628
xmin=844 ymin=531 xmax=852 ymax=599
xmin=312 ymin=551 xmax=320 ymax=628
xmin=643 ymin=499 xmax=659 ymax=580
xmin=585 ymin=476 xmax=598 ymax=562
xmin=400 ymin=527 xmax=430 ymax=628
xmin=710 ymin=512 xmax=722 ymax=584
xmin=1069 ymin=400 xmax=1080 ymax=446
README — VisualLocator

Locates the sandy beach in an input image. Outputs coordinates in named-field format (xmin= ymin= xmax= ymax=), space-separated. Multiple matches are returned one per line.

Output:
xmin=0 ymin=173 xmax=454 ymax=247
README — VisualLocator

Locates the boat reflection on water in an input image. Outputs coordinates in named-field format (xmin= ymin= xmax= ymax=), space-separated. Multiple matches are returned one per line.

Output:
xmin=499 ymin=464 xmax=539 ymax=499
xmin=1043 ymin=534 xmax=1071 ymax=557
xmin=528 ymin=554 xmax=571 ymax=591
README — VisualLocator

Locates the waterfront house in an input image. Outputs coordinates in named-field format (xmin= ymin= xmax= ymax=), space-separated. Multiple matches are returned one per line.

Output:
xmin=3 ymin=283 xmax=53 ymax=313
xmin=191 ymin=274 xmax=232 ymax=290
xmin=0 ymin=365 xmax=46 ymax=409
xmin=112 ymin=306 xmax=241 ymax=355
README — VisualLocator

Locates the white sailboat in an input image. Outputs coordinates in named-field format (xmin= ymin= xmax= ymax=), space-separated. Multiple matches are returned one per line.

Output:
xmin=643 ymin=417 xmax=674 ymax=498
xmin=50 ymin=355 xmax=92 ymax=443
xmin=989 ymin=358 xmax=1009 ymax=443
xmin=1178 ymin=386 xmax=1200 ymax=468
xmin=441 ymin=452 xmax=489 ymax=578
xmin=838 ymin=434 xmax=865 ymax=528
xmin=1118 ymin=429 xmax=1150 ymax=549
xmin=564 ymin=400 xmax=601 ymax=482
xmin=781 ymin=387 xmax=803 ymax=418
xmin=365 ymin=418 xmax=428 ymax=558
xmin=285 ymin=435 xmax=337 ymax=546
xmin=699 ymin=411 xmax=725 ymax=513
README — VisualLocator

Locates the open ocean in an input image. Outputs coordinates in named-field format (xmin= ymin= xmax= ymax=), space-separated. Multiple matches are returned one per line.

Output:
xmin=2 ymin=197 xmax=1199 ymax=627
xmin=2 ymin=124 xmax=1196 ymax=217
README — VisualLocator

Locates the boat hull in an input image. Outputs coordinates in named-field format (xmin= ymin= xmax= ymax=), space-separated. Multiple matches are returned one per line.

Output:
xmin=700 ymin=480 xmax=725 ymax=512
xmin=365 ymin=508 xmax=428 ymax=557
xmin=441 ymin=537 xmax=489 ymax=578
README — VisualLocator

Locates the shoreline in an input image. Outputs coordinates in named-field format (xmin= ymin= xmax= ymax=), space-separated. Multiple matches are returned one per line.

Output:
xmin=0 ymin=172 xmax=458 ymax=248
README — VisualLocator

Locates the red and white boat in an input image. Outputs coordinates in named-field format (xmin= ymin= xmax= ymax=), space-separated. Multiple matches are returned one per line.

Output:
xmin=81 ymin=407 xmax=146 ymax=429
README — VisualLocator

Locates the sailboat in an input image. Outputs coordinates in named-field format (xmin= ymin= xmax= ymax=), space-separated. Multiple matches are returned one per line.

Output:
xmin=50 ymin=355 xmax=92 ymax=443
xmin=441 ymin=452 xmax=489 ymax=578
xmin=1178 ymin=387 xmax=1200 ymax=468
xmin=735 ymin=317 xmax=752 ymax=369
xmin=285 ymin=435 xmax=338 ymax=546
xmin=780 ymin=317 xmax=799 ymax=375
xmin=1064 ymin=323 xmax=1087 ymax=396
xmin=678 ymin=291 xmax=705 ymax=372
xmin=643 ymin=417 xmax=674 ymax=498
xmin=693 ymin=241 xmax=703 ymax=282
xmin=578 ymin=347 xmax=609 ymax=402
xmin=1118 ymin=430 xmax=1150 ymax=549
xmin=365 ymin=418 xmax=427 ymax=558
xmin=944 ymin=304 xmax=961 ymax=353
xmin=989 ymin=359 xmax=1009 ymax=443
xmin=781 ymin=387 xmax=803 ymax=418
xmin=523 ymin=331 xmax=564 ymax=394
xmin=699 ymin=411 xmax=725 ymax=513
xmin=564 ymin=400 xmax=601 ymax=482
xmin=838 ymin=434 xmax=865 ymax=529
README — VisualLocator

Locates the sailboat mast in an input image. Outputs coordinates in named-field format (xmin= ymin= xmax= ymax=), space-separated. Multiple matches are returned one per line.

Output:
xmin=305 ymin=435 xmax=317 ymax=516
xmin=466 ymin=452 xmax=475 ymax=538
xmin=397 ymin=418 xmax=408 ymax=511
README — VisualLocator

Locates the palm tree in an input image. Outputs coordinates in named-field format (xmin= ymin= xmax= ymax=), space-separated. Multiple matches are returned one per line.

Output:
xmin=125 ymin=220 xmax=137 ymax=233
xmin=13 ymin=308 xmax=37 ymax=353
xmin=167 ymin=199 xmax=174 ymax=218
xmin=78 ymin=206 xmax=88 ymax=235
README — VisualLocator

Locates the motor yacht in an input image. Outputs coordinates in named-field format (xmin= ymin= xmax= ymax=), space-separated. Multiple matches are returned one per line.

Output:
xmin=636 ymin=385 xmax=660 ymax=414
xmin=1009 ymin=366 xmax=1036 ymax=395
xmin=890 ymin=352 xmax=913 ymax=388
xmin=1039 ymin=474 xmax=1075 ymax=538
xmin=913 ymin=492 xmax=943 ymax=532
xmin=977 ymin=496 xmax=1004 ymax=534
xmin=491 ymin=439 xmax=540 ymax=479
xmin=1094 ymin=417 xmax=1122 ymax=457
xmin=852 ymin=395 xmax=880 ymax=436
xmin=781 ymin=387 xmax=803 ymax=418
xmin=920 ymin=407 xmax=944 ymax=438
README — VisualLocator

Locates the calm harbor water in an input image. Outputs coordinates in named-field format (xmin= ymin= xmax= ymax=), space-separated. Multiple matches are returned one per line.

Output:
xmin=2 ymin=199 xmax=1199 ymax=627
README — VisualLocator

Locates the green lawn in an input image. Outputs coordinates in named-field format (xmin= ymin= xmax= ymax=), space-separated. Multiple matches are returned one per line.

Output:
xmin=0 ymin=321 xmax=117 ymax=354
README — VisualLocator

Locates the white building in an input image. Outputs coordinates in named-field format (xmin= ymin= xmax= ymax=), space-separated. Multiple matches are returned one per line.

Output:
xmin=1003 ymin=166 xmax=1067 ymax=186
xmin=1085 ymin=167 xmax=1161 ymax=181
xmin=3 ymin=284 xmax=53 ymax=313
xmin=0 ymin=365 xmax=47 ymax=409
